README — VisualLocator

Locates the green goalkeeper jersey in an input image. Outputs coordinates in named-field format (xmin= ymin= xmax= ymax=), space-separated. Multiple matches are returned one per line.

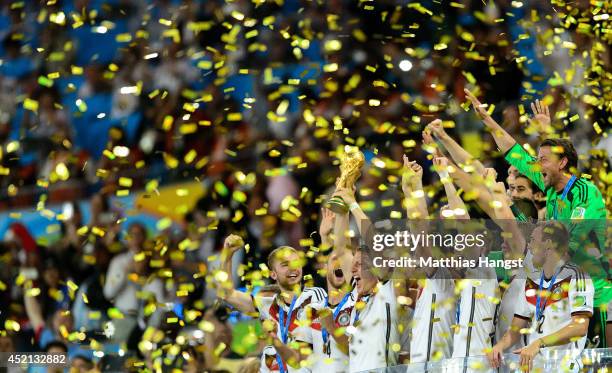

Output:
xmin=505 ymin=142 xmax=610 ymax=306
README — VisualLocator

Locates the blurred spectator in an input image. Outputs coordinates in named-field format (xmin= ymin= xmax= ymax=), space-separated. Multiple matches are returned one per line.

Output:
xmin=103 ymin=222 xmax=165 ymax=344
xmin=69 ymin=355 xmax=94 ymax=373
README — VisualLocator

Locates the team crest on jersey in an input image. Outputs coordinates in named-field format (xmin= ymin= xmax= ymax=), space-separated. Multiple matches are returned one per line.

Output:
xmin=571 ymin=207 xmax=585 ymax=219
xmin=573 ymin=295 xmax=586 ymax=308
xmin=338 ymin=312 xmax=351 ymax=327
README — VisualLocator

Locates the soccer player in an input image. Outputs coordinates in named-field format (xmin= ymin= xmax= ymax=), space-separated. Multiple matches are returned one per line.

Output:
xmin=309 ymin=206 xmax=355 ymax=372
xmin=429 ymin=156 xmax=500 ymax=359
xmin=507 ymin=166 xmax=547 ymax=219
xmin=433 ymin=148 xmax=531 ymax=355
xmin=488 ymin=221 xmax=593 ymax=371
xmin=465 ymin=88 xmax=610 ymax=344
xmin=331 ymin=186 xmax=414 ymax=372
xmin=218 ymin=235 xmax=326 ymax=372
xmin=399 ymin=155 xmax=455 ymax=363
xmin=507 ymin=173 xmax=535 ymax=201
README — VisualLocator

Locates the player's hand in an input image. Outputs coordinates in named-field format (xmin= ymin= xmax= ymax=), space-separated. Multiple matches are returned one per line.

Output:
xmin=422 ymin=128 xmax=435 ymax=146
xmin=513 ymin=340 xmax=541 ymax=372
xmin=464 ymin=88 xmax=491 ymax=119
xmin=432 ymin=157 xmax=449 ymax=175
xmin=490 ymin=181 xmax=511 ymax=208
xmin=483 ymin=167 xmax=498 ymax=183
xmin=401 ymin=155 xmax=423 ymax=193
xmin=319 ymin=207 xmax=335 ymax=238
xmin=529 ymin=99 xmax=553 ymax=135
xmin=333 ymin=186 xmax=356 ymax=205
xmin=318 ymin=307 xmax=335 ymax=331
xmin=486 ymin=343 xmax=504 ymax=368
xmin=422 ymin=129 xmax=443 ymax=158
xmin=223 ymin=234 xmax=244 ymax=255
xmin=262 ymin=319 xmax=278 ymax=341
xmin=425 ymin=119 xmax=446 ymax=139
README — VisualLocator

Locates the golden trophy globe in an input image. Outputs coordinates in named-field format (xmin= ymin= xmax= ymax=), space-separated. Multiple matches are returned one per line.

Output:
xmin=326 ymin=149 xmax=365 ymax=213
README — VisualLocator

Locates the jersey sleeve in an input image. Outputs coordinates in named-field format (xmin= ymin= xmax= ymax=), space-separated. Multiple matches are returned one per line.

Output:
xmin=513 ymin=279 xmax=533 ymax=321
xmin=504 ymin=143 xmax=545 ymax=192
xmin=569 ymin=274 xmax=594 ymax=316
xmin=292 ymin=307 xmax=314 ymax=344
xmin=571 ymin=185 xmax=607 ymax=220
xmin=253 ymin=294 xmax=275 ymax=320
xmin=567 ymin=183 xmax=609 ymax=279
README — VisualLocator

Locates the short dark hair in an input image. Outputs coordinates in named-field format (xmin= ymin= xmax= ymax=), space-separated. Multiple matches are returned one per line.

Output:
xmin=537 ymin=221 xmax=569 ymax=252
xmin=72 ymin=355 xmax=94 ymax=369
xmin=44 ymin=340 xmax=68 ymax=353
xmin=514 ymin=174 xmax=535 ymax=191
xmin=539 ymin=138 xmax=578 ymax=172
xmin=128 ymin=222 xmax=147 ymax=236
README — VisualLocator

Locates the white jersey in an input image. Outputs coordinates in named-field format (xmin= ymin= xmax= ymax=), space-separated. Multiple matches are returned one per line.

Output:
xmin=514 ymin=262 xmax=594 ymax=352
xmin=495 ymin=278 xmax=526 ymax=351
xmin=309 ymin=290 xmax=356 ymax=373
xmin=410 ymin=269 xmax=455 ymax=363
xmin=255 ymin=287 xmax=327 ymax=373
xmin=260 ymin=346 xmax=280 ymax=373
xmin=347 ymin=281 xmax=401 ymax=373
xmin=452 ymin=267 xmax=499 ymax=358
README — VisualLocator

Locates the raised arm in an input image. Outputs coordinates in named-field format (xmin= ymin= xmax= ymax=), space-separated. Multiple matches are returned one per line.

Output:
xmin=103 ymin=255 xmax=129 ymax=300
xmin=332 ymin=207 xmax=350 ymax=254
xmin=425 ymin=119 xmax=485 ymax=175
xmin=401 ymin=155 xmax=428 ymax=220
xmin=432 ymin=156 xmax=469 ymax=219
xmin=318 ymin=207 xmax=335 ymax=249
xmin=217 ymin=234 xmax=257 ymax=314
xmin=464 ymin=88 xmax=516 ymax=153
xmin=400 ymin=155 xmax=435 ymax=282
xmin=23 ymin=283 xmax=45 ymax=333
xmin=333 ymin=187 xmax=371 ymax=239
xmin=450 ymin=167 xmax=525 ymax=259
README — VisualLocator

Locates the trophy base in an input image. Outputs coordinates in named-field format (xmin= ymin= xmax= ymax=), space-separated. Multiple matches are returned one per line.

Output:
xmin=326 ymin=196 xmax=349 ymax=214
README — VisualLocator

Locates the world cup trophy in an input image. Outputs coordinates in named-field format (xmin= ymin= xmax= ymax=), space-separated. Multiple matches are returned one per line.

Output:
xmin=326 ymin=148 xmax=365 ymax=213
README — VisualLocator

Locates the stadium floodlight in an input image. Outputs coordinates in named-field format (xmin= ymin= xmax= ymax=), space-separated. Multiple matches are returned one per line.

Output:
xmin=399 ymin=59 xmax=413 ymax=71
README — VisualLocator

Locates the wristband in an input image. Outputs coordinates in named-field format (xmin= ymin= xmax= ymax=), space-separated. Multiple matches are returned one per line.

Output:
xmin=349 ymin=202 xmax=360 ymax=211
xmin=437 ymin=170 xmax=450 ymax=180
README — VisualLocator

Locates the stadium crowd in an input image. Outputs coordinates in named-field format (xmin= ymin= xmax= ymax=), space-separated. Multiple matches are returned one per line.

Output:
xmin=0 ymin=0 xmax=610 ymax=372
